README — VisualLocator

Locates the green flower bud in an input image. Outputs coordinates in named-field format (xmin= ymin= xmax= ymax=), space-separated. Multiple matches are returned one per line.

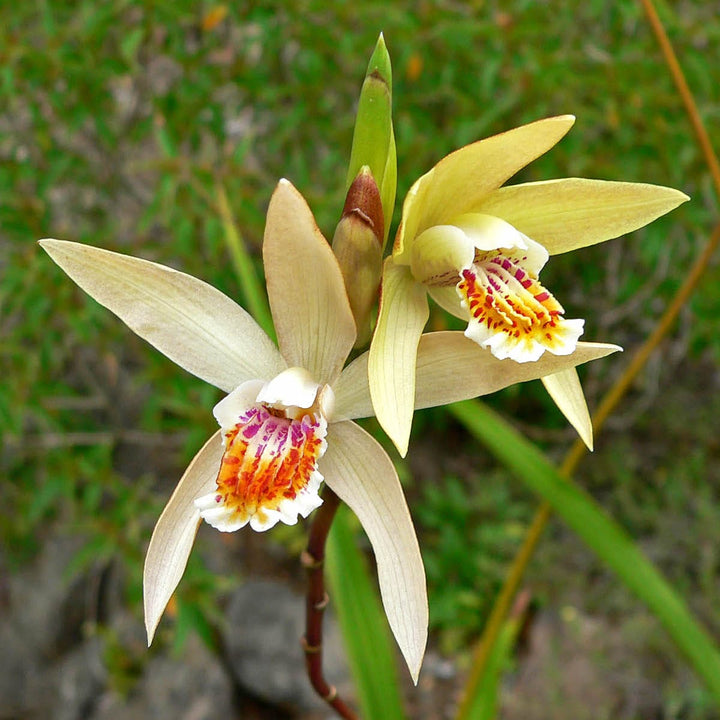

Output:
xmin=346 ymin=33 xmax=396 ymax=249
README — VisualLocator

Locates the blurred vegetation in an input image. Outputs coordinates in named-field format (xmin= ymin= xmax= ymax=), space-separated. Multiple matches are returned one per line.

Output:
xmin=1 ymin=0 xmax=719 ymax=715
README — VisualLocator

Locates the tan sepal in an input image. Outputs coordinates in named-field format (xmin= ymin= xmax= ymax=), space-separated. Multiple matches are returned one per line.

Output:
xmin=413 ymin=333 xmax=621 ymax=409
xmin=144 ymin=431 xmax=223 ymax=644
xmin=322 ymin=421 xmax=428 ymax=683
xmin=263 ymin=180 xmax=356 ymax=386
xmin=40 ymin=240 xmax=285 ymax=392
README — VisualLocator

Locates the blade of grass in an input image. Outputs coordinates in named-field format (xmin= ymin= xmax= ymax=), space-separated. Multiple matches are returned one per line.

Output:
xmin=326 ymin=505 xmax=407 ymax=720
xmin=450 ymin=398 xmax=720 ymax=704
xmin=215 ymin=181 xmax=275 ymax=341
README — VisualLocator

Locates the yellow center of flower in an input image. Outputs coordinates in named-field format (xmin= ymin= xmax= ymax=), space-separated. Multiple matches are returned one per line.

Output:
xmin=457 ymin=249 xmax=583 ymax=362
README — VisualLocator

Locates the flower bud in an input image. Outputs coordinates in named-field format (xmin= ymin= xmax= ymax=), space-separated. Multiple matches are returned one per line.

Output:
xmin=346 ymin=33 xmax=396 ymax=249
xmin=332 ymin=167 xmax=384 ymax=347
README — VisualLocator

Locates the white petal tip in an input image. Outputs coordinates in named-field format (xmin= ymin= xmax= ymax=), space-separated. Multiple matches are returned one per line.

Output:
xmin=409 ymin=662 xmax=422 ymax=685
xmin=145 ymin=617 xmax=158 ymax=647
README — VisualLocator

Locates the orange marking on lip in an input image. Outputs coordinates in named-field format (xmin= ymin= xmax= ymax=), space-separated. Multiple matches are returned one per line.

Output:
xmin=213 ymin=406 xmax=326 ymax=526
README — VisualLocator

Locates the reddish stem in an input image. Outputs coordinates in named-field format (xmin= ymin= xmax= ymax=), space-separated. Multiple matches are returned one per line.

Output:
xmin=302 ymin=486 xmax=359 ymax=720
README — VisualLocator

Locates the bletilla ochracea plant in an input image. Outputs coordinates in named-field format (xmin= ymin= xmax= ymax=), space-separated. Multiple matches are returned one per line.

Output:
xmin=40 ymin=35 xmax=686 ymax=686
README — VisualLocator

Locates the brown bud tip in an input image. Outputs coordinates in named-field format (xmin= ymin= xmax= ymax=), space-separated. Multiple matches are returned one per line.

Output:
xmin=341 ymin=167 xmax=384 ymax=245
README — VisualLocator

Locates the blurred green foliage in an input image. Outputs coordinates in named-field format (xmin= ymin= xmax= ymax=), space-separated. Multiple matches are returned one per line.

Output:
xmin=2 ymin=0 xmax=719 ymax=713
xmin=416 ymin=474 xmax=531 ymax=652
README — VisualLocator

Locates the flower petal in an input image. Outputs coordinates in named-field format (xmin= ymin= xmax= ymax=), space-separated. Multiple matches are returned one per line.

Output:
xmin=452 ymin=213 xmax=549 ymax=272
xmin=321 ymin=421 xmax=428 ymax=683
xmin=541 ymin=368 xmax=594 ymax=450
xmin=263 ymin=180 xmax=357 ymax=385
xmin=394 ymin=115 xmax=575 ymax=262
xmin=333 ymin=352 xmax=374 ymax=420
xmin=40 ymin=240 xmax=285 ymax=392
xmin=475 ymin=178 xmax=690 ymax=254
xmin=369 ymin=259 xmax=429 ymax=456
xmin=413 ymin=332 xmax=621 ymax=409
xmin=144 ymin=431 xmax=223 ymax=644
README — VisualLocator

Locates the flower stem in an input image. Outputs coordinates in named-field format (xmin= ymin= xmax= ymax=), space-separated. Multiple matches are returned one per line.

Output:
xmin=639 ymin=0 xmax=720 ymax=196
xmin=302 ymin=486 xmax=359 ymax=720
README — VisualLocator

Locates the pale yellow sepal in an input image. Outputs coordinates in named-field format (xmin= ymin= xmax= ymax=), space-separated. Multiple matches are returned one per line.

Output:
xmin=144 ymin=431 xmax=223 ymax=644
xmin=541 ymin=367 xmax=594 ymax=450
xmin=335 ymin=335 xmax=620 ymax=425
xmin=39 ymin=239 xmax=286 ymax=392
xmin=322 ymin=421 xmax=427 ymax=684
xmin=475 ymin=178 xmax=690 ymax=255
xmin=263 ymin=179 xmax=357 ymax=386
xmin=412 ymin=333 xmax=621 ymax=411
xmin=369 ymin=259 xmax=429 ymax=456
xmin=394 ymin=115 xmax=576 ymax=263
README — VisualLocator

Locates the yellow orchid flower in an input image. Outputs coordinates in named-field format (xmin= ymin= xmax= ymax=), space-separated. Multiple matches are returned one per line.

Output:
xmin=40 ymin=178 xmax=619 ymax=681
xmin=369 ymin=115 xmax=689 ymax=456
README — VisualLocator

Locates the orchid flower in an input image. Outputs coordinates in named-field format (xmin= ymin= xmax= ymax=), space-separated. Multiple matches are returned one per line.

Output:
xmin=41 ymin=179 xmax=620 ymax=681
xmin=369 ymin=115 xmax=689 ymax=455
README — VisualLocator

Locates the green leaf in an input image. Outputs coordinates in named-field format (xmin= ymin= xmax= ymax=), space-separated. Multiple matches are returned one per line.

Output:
xmin=449 ymin=399 xmax=720 ymax=704
xmin=463 ymin=610 xmax=521 ymax=720
xmin=326 ymin=505 xmax=407 ymax=720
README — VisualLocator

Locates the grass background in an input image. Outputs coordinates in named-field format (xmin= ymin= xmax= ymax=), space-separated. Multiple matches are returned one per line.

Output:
xmin=2 ymin=1 xmax=719 ymax=717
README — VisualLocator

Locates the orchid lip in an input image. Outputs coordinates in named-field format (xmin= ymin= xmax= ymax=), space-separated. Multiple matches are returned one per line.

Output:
xmin=458 ymin=248 xmax=584 ymax=363
xmin=196 ymin=371 xmax=331 ymax=532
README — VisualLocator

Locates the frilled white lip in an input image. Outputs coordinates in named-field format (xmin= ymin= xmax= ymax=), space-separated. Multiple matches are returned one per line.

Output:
xmin=457 ymin=246 xmax=585 ymax=363
xmin=195 ymin=368 xmax=330 ymax=532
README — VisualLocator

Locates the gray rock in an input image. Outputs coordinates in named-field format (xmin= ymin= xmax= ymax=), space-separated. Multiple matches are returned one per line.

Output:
xmin=223 ymin=579 xmax=351 ymax=712
xmin=0 ymin=535 xmax=96 ymax=718
xmin=8 ymin=535 xmax=90 ymax=660
xmin=53 ymin=638 xmax=107 ymax=720
xmin=92 ymin=634 xmax=234 ymax=720
xmin=0 ymin=620 xmax=45 ymax=717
